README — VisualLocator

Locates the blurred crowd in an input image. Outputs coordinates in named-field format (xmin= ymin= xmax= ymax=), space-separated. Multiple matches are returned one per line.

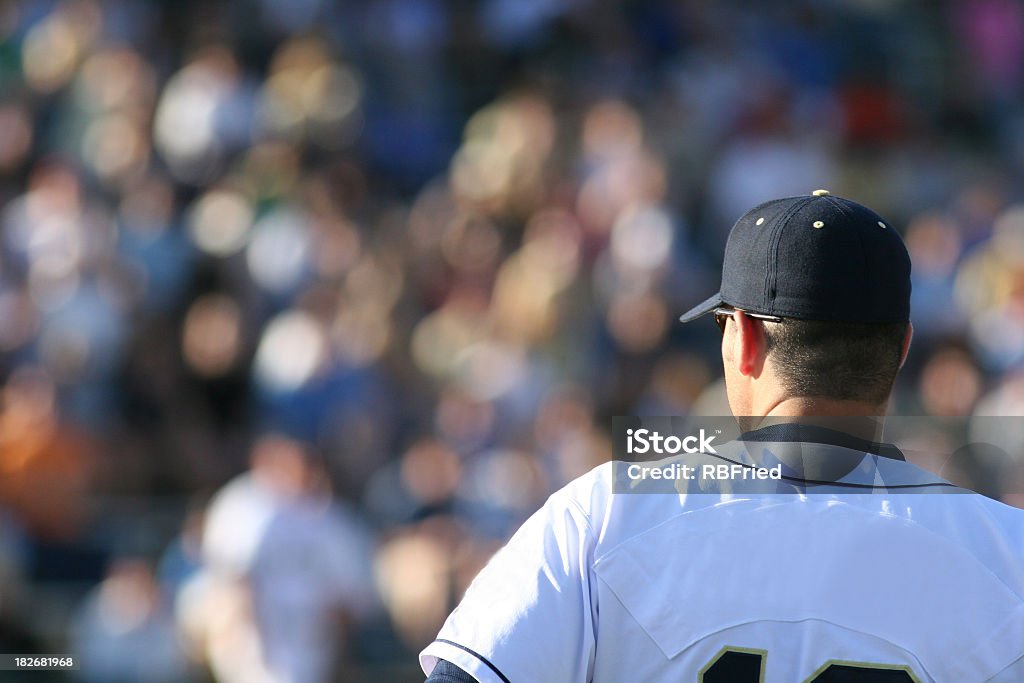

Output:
xmin=1 ymin=0 xmax=1024 ymax=681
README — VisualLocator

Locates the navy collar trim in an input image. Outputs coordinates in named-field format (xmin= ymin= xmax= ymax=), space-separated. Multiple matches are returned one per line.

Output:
xmin=739 ymin=422 xmax=906 ymax=462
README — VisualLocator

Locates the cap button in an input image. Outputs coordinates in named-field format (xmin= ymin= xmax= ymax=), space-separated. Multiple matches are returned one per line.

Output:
xmin=812 ymin=189 xmax=830 ymax=196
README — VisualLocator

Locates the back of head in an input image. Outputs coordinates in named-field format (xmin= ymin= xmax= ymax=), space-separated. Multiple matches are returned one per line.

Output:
xmin=763 ymin=319 xmax=907 ymax=405
xmin=680 ymin=190 xmax=912 ymax=415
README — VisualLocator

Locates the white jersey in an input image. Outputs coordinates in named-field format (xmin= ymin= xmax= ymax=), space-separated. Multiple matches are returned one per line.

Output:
xmin=420 ymin=428 xmax=1024 ymax=682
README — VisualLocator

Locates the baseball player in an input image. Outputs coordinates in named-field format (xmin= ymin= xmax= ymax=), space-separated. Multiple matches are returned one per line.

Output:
xmin=420 ymin=191 xmax=1024 ymax=682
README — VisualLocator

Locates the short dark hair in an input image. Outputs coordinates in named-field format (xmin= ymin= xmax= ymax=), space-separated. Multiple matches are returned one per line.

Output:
xmin=763 ymin=320 xmax=907 ymax=405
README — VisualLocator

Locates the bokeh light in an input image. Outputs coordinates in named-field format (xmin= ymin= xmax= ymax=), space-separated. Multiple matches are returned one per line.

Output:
xmin=254 ymin=310 xmax=326 ymax=392
xmin=154 ymin=49 xmax=245 ymax=182
xmin=187 ymin=189 xmax=254 ymax=257
xmin=182 ymin=294 xmax=243 ymax=378
xmin=246 ymin=207 xmax=312 ymax=293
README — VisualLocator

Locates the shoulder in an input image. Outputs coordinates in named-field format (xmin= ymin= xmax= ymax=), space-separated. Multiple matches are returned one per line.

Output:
xmin=554 ymin=461 xmax=616 ymax=519
xmin=938 ymin=491 xmax=1024 ymax=555
xmin=545 ymin=457 xmax=732 ymax=556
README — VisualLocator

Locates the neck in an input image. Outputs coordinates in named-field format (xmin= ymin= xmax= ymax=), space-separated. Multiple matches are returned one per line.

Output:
xmin=741 ymin=396 xmax=888 ymax=442
xmin=764 ymin=396 xmax=886 ymax=418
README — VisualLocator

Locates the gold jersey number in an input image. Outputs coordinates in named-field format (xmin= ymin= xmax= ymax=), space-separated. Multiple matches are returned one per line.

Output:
xmin=699 ymin=646 xmax=921 ymax=682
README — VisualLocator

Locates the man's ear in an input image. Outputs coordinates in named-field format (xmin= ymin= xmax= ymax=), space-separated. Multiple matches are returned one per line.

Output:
xmin=898 ymin=322 xmax=913 ymax=369
xmin=733 ymin=310 xmax=768 ymax=378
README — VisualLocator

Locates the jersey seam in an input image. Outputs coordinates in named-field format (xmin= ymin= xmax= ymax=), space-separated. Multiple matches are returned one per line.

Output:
xmin=566 ymin=495 xmax=597 ymax=537
xmin=983 ymin=651 xmax=1024 ymax=683
xmin=593 ymin=499 xmax=755 ymax=567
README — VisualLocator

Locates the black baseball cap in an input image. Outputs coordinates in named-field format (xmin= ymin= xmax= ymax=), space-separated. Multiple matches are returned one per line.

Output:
xmin=680 ymin=190 xmax=911 ymax=324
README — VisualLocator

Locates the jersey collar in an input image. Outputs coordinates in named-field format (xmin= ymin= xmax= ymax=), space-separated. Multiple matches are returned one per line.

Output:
xmin=738 ymin=422 xmax=906 ymax=462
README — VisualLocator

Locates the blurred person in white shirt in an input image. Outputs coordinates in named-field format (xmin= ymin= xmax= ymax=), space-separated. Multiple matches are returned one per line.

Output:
xmin=189 ymin=432 xmax=377 ymax=683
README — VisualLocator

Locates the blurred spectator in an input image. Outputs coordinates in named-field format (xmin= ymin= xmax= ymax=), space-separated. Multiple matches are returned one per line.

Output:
xmin=193 ymin=433 xmax=377 ymax=683
xmin=70 ymin=558 xmax=192 ymax=683
xmin=0 ymin=366 xmax=92 ymax=540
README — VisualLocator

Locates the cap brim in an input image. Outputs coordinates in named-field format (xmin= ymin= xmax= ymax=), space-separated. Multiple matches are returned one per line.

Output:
xmin=678 ymin=292 xmax=723 ymax=323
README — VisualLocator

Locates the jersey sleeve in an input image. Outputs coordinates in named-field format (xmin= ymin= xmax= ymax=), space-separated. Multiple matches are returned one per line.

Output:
xmin=419 ymin=487 xmax=597 ymax=683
